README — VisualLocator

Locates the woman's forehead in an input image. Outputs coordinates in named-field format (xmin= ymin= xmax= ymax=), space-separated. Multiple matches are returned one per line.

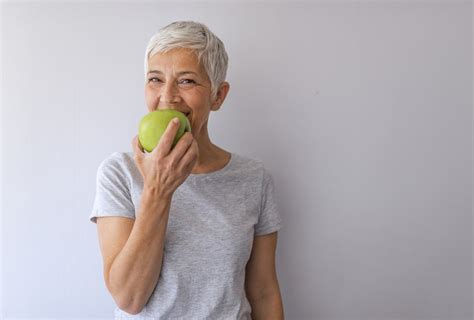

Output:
xmin=148 ymin=48 xmax=203 ymax=73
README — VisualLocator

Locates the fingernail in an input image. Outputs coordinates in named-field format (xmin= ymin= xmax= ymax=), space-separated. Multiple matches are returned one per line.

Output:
xmin=173 ymin=118 xmax=179 ymax=124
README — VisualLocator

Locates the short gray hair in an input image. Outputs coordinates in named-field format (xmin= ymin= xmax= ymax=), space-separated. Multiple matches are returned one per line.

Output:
xmin=144 ymin=21 xmax=228 ymax=99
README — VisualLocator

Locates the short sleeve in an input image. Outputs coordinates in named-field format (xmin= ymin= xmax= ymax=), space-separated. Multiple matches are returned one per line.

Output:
xmin=89 ymin=153 xmax=136 ymax=224
xmin=254 ymin=167 xmax=283 ymax=236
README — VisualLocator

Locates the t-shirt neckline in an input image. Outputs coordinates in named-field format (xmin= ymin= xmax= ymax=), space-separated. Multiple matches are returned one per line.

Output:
xmin=188 ymin=152 xmax=234 ymax=178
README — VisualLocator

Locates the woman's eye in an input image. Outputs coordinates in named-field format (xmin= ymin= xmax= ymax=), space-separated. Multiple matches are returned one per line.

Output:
xmin=179 ymin=79 xmax=196 ymax=85
xmin=148 ymin=77 xmax=162 ymax=83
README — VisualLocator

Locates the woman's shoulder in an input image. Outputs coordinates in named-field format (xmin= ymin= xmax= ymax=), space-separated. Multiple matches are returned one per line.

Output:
xmin=98 ymin=151 xmax=134 ymax=167
xmin=232 ymin=153 xmax=278 ymax=183
xmin=231 ymin=152 xmax=263 ymax=168
xmin=228 ymin=152 xmax=271 ymax=178
xmin=96 ymin=151 xmax=138 ymax=178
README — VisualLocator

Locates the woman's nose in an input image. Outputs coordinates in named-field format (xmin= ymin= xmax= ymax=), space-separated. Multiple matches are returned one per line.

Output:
xmin=161 ymin=81 xmax=181 ymax=104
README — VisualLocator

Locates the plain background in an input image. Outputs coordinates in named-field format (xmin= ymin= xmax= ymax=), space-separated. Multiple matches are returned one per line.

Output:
xmin=1 ymin=1 xmax=472 ymax=319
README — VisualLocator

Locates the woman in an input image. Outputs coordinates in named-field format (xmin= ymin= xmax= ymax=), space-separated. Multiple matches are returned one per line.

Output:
xmin=90 ymin=21 xmax=284 ymax=319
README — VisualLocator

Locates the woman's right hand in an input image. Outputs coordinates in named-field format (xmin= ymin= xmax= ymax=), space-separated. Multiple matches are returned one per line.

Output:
xmin=131 ymin=117 xmax=199 ymax=198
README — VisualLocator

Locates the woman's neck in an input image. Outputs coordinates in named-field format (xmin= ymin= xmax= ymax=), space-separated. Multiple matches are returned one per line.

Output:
xmin=192 ymin=130 xmax=230 ymax=174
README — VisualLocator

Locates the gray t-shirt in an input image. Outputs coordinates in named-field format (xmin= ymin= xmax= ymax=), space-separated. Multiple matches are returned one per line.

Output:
xmin=90 ymin=151 xmax=283 ymax=319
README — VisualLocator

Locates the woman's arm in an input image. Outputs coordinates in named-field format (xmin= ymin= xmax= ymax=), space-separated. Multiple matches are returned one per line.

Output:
xmin=97 ymin=188 xmax=171 ymax=315
xmin=245 ymin=231 xmax=285 ymax=319
xmin=97 ymin=120 xmax=198 ymax=315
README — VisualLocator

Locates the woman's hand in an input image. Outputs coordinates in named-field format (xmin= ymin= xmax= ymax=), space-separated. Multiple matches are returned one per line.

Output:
xmin=132 ymin=118 xmax=199 ymax=198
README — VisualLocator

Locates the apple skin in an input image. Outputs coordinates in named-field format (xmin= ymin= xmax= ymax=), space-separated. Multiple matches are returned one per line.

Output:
xmin=138 ymin=110 xmax=192 ymax=153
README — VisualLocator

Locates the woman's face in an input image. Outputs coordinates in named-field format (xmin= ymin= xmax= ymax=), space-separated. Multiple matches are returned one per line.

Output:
xmin=145 ymin=48 xmax=220 ymax=138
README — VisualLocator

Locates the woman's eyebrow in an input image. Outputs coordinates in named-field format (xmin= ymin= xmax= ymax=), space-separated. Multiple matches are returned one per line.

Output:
xmin=177 ymin=71 xmax=199 ymax=76
xmin=147 ymin=70 xmax=199 ymax=76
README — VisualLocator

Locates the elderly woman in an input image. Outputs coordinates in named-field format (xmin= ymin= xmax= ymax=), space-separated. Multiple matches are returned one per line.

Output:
xmin=90 ymin=21 xmax=284 ymax=319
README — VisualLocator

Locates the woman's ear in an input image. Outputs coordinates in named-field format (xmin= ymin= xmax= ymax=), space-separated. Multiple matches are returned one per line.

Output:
xmin=211 ymin=82 xmax=230 ymax=111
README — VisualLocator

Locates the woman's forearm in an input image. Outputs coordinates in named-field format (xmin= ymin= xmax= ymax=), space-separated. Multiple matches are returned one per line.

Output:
xmin=250 ymin=291 xmax=285 ymax=320
xmin=108 ymin=188 xmax=172 ymax=314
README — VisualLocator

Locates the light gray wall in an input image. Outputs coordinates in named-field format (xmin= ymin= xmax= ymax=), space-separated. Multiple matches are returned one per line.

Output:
xmin=1 ymin=1 xmax=472 ymax=319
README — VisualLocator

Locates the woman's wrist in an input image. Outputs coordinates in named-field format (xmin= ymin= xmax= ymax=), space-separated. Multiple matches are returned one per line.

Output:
xmin=136 ymin=187 xmax=173 ymax=225
xmin=142 ymin=185 xmax=173 ymax=203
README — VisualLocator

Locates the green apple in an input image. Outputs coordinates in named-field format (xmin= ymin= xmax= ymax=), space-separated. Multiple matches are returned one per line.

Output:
xmin=138 ymin=109 xmax=192 ymax=153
